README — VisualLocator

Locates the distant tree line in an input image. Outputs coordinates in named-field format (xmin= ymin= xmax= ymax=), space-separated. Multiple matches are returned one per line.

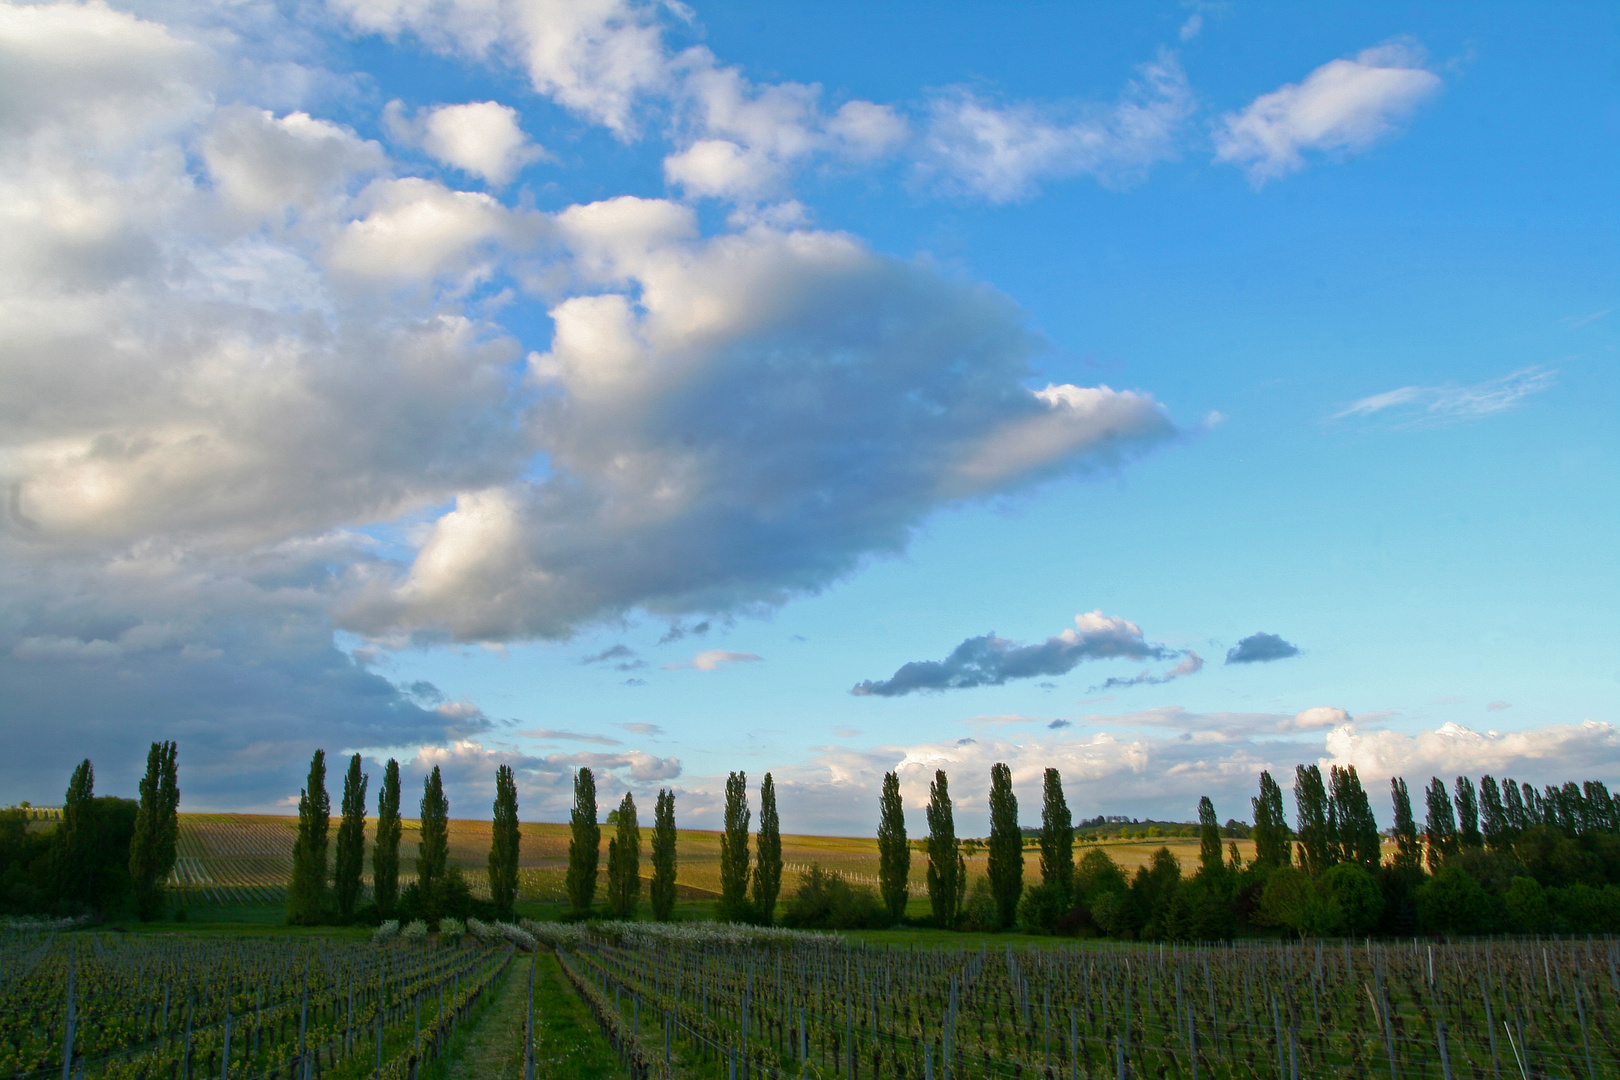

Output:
xmin=807 ymin=762 xmax=1620 ymax=939
xmin=0 ymin=743 xmax=179 ymax=919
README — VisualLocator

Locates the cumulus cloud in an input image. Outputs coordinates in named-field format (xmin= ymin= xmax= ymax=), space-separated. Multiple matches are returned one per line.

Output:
xmin=851 ymin=612 xmax=1172 ymax=697
xmin=1225 ymin=632 xmax=1300 ymax=665
xmin=921 ymin=50 xmax=1193 ymax=202
xmin=343 ymin=208 xmax=1177 ymax=641
xmin=385 ymin=99 xmax=546 ymax=185
xmin=1324 ymin=720 xmax=1620 ymax=789
xmin=1090 ymin=650 xmax=1203 ymax=692
xmin=1289 ymin=706 xmax=1351 ymax=730
xmin=1215 ymin=42 xmax=1441 ymax=185
xmin=1333 ymin=366 xmax=1556 ymax=426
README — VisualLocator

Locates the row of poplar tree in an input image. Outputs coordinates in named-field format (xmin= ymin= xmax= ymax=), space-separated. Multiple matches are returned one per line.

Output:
xmin=562 ymin=768 xmax=781 ymax=923
xmin=283 ymin=751 xmax=523 ymax=924
xmin=0 ymin=744 xmax=179 ymax=919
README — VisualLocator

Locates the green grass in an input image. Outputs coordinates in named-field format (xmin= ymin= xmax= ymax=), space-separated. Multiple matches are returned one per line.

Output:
xmin=529 ymin=953 xmax=627 ymax=1080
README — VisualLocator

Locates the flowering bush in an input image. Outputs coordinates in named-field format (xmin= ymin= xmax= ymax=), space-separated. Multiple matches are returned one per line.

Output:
xmin=371 ymin=919 xmax=400 ymax=943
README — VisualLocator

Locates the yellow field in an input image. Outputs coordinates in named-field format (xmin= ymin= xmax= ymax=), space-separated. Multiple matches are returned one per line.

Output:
xmin=168 ymin=812 xmax=1257 ymax=908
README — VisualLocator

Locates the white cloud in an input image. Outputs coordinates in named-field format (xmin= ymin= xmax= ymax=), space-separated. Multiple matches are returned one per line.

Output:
xmin=1289 ymin=705 xmax=1351 ymax=730
xmin=387 ymin=100 xmax=546 ymax=185
xmin=203 ymin=106 xmax=386 ymax=219
xmin=680 ymin=649 xmax=762 ymax=671
xmin=920 ymin=50 xmax=1193 ymax=202
xmin=1323 ymin=720 xmax=1620 ymax=788
xmin=326 ymin=177 xmax=529 ymax=282
xmin=1334 ymin=366 xmax=1556 ymax=426
xmin=1215 ymin=42 xmax=1441 ymax=185
xmin=344 ymin=208 xmax=1178 ymax=641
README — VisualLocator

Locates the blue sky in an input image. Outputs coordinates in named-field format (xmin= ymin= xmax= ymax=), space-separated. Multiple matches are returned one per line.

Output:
xmin=0 ymin=0 xmax=1614 ymax=835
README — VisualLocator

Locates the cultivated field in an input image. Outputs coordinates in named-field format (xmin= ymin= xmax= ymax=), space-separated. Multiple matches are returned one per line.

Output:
xmin=164 ymin=813 xmax=1253 ymax=911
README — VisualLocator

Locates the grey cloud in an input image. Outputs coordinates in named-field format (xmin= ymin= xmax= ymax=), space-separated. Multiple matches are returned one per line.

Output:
xmin=658 ymin=620 xmax=710 ymax=645
xmin=1048 ymin=720 xmax=1072 ymax=730
xmin=620 ymin=722 xmax=662 ymax=735
xmin=851 ymin=611 xmax=1169 ymax=697
xmin=1225 ymin=632 xmax=1301 ymax=665
xmin=623 ymin=678 xmax=648 ymax=686
xmin=1090 ymin=650 xmax=1204 ymax=692
xmin=516 ymin=728 xmax=623 ymax=746
xmin=581 ymin=643 xmax=645 ymax=671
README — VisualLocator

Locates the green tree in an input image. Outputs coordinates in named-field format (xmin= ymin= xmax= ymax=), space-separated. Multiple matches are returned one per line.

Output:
xmin=332 ymin=753 xmax=368 ymax=919
xmin=1318 ymin=862 xmax=1383 ymax=933
xmin=1390 ymin=777 xmax=1422 ymax=872
xmin=607 ymin=791 xmax=640 ymax=919
xmin=1503 ymin=875 xmax=1551 ymax=932
xmin=986 ymin=763 xmax=1023 ymax=928
xmin=1197 ymin=796 xmax=1223 ymax=876
xmin=417 ymin=766 xmax=450 ymax=892
xmin=925 ymin=769 xmax=960 ymax=927
xmin=129 ymin=741 xmax=179 ymax=920
xmin=1259 ymin=864 xmax=1340 ymax=937
xmin=1293 ymin=764 xmax=1335 ymax=875
xmin=650 ymin=789 xmax=677 ymax=921
xmin=489 ymin=764 xmax=520 ymax=919
xmin=1501 ymin=776 xmax=1528 ymax=834
xmin=753 ymin=773 xmax=782 ymax=924
xmin=373 ymin=759 xmax=402 ymax=915
xmin=1251 ymin=770 xmax=1289 ymax=868
xmin=1454 ymin=776 xmax=1483 ymax=849
xmin=286 ymin=750 xmax=330 ymax=925
xmin=1416 ymin=865 xmax=1499 ymax=935
xmin=567 ymin=768 xmax=600 ymax=915
xmin=1038 ymin=768 xmax=1073 ymax=905
xmin=1328 ymin=765 xmax=1380 ymax=870
xmin=1423 ymin=776 xmax=1458 ymax=872
xmin=55 ymin=759 xmax=100 ymax=908
xmin=720 ymin=771 xmax=752 ymax=921
xmin=876 ymin=771 xmax=909 ymax=923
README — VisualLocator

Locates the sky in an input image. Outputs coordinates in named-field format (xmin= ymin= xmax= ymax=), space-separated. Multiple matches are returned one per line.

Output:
xmin=1 ymin=0 xmax=1616 ymax=837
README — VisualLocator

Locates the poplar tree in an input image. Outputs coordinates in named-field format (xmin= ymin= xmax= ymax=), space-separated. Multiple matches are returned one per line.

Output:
xmin=1329 ymin=765 xmax=1381 ymax=870
xmin=1251 ymin=770 xmax=1288 ymax=868
xmin=332 ymin=754 xmax=368 ymax=919
xmin=489 ymin=764 xmax=520 ymax=918
xmin=719 ymin=771 xmax=751 ymax=921
xmin=1501 ymin=776 xmax=1528 ymax=833
xmin=1521 ymin=781 xmax=1544 ymax=827
xmin=1038 ymin=767 xmax=1073 ymax=905
xmin=1454 ymin=775 xmax=1483 ymax=849
xmin=286 ymin=750 xmax=329 ymax=925
xmin=1293 ymin=764 xmax=1335 ymax=875
xmin=1390 ymin=777 xmax=1422 ymax=872
xmin=55 ymin=759 xmax=98 ymax=907
xmin=753 ymin=773 xmax=782 ymax=924
xmin=1197 ymin=796 xmax=1223 ymax=876
xmin=373 ymin=759 xmax=402 ymax=915
xmin=986 ymin=762 xmax=1022 ymax=928
xmin=1585 ymin=781 xmax=1615 ymax=833
xmin=566 ymin=768 xmax=599 ymax=915
xmin=130 ymin=741 xmax=179 ymax=920
xmin=650 ymin=789 xmax=677 ymax=921
xmin=417 ymin=766 xmax=450 ymax=894
xmin=876 ymin=771 xmax=909 ymax=923
xmin=1479 ymin=775 xmax=1510 ymax=850
xmin=1423 ymin=776 xmax=1458 ymax=872
xmin=925 ymin=769 xmax=960 ymax=927
xmin=607 ymin=792 xmax=640 ymax=919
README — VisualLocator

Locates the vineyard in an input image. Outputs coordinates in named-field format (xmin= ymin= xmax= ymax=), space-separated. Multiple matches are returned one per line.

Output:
xmin=0 ymin=929 xmax=513 ymax=1080
xmin=538 ymin=923 xmax=1619 ymax=1080
xmin=7 ymin=919 xmax=1619 ymax=1080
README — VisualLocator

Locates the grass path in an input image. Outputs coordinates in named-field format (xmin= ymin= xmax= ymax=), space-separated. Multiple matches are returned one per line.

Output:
xmin=441 ymin=953 xmax=625 ymax=1080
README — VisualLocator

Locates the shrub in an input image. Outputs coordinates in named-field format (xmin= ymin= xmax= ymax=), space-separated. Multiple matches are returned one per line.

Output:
xmin=780 ymin=865 xmax=886 ymax=930
xmin=1090 ymin=891 xmax=1133 ymax=937
xmin=401 ymin=919 xmax=428 ymax=942
xmin=1416 ymin=867 xmax=1502 ymax=935
xmin=438 ymin=916 xmax=464 ymax=941
xmin=372 ymin=919 xmax=399 ymax=943
xmin=1016 ymin=883 xmax=1066 ymax=935
xmin=1503 ymin=876 xmax=1550 ymax=932
xmin=960 ymin=876 xmax=999 ymax=932
xmin=1318 ymin=863 xmax=1383 ymax=934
